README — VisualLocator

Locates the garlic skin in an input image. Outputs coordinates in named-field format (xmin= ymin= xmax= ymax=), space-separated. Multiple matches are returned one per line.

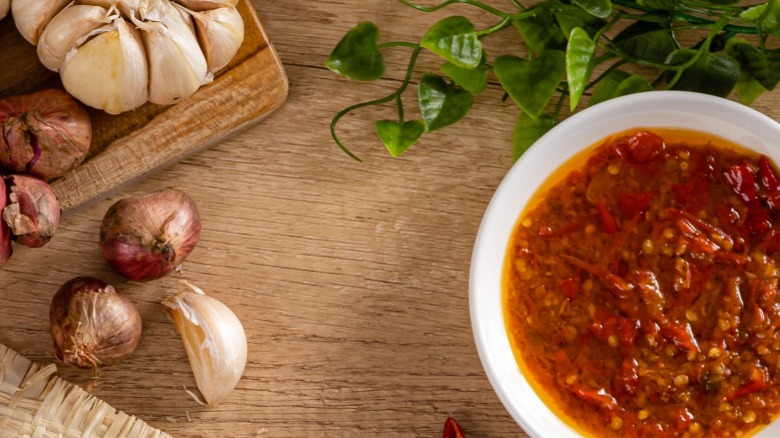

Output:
xmin=11 ymin=0 xmax=71 ymax=45
xmin=61 ymin=18 xmax=149 ymax=115
xmin=23 ymin=0 xmax=245 ymax=113
xmin=163 ymin=283 xmax=247 ymax=407
xmin=0 ymin=0 xmax=9 ymax=21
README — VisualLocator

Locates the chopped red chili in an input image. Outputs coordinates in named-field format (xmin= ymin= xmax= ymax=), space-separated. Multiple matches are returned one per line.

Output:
xmin=506 ymin=129 xmax=780 ymax=437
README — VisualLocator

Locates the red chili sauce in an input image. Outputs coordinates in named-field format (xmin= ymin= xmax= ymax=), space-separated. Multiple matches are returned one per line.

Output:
xmin=505 ymin=129 xmax=780 ymax=437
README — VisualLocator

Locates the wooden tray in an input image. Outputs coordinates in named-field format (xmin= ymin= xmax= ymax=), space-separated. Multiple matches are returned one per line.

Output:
xmin=0 ymin=0 xmax=288 ymax=212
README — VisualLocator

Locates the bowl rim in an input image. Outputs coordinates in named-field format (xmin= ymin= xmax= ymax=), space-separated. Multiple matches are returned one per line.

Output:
xmin=469 ymin=91 xmax=780 ymax=438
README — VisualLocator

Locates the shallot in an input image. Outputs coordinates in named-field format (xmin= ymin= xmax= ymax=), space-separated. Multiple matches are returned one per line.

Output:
xmin=50 ymin=277 xmax=142 ymax=369
xmin=100 ymin=187 xmax=201 ymax=281
xmin=2 ymin=174 xmax=61 ymax=248
xmin=0 ymin=89 xmax=91 ymax=180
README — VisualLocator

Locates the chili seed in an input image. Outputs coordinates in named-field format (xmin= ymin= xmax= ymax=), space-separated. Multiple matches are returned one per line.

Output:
xmin=662 ymin=246 xmax=675 ymax=257
xmin=565 ymin=374 xmax=578 ymax=385
xmin=676 ymin=242 xmax=688 ymax=255
xmin=522 ymin=218 xmax=533 ymax=228
xmin=642 ymin=239 xmax=654 ymax=255
xmin=680 ymin=161 xmax=689 ymax=170
xmin=718 ymin=319 xmax=731 ymax=331
xmin=743 ymin=410 xmax=756 ymax=423
xmin=689 ymin=423 xmax=702 ymax=433
xmin=665 ymin=344 xmax=677 ymax=356
xmin=663 ymin=228 xmax=675 ymax=239
xmin=515 ymin=259 xmax=527 ymax=273
xmin=758 ymin=346 xmax=770 ymax=356
xmin=685 ymin=309 xmax=698 ymax=322
xmin=645 ymin=335 xmax=657 ymax=347
xmin=608 ymin=335 xmax=619 ymax=348
xmin=582 ymin=279 xmax=594 ymax=292
xmin=520 ymin=271 xmax=534 ymax=280
xmin=708 ymin=347 xmax=722 ymax=358
xmin=585 ymin=223 xmax=597 ymax=235
xmin=638 ymin=410 xmax=649 ymax=420
xmin=674 ymin=374 xmax=690 ymax=387
xmin=719 ymin=403 xmax=732 ymax=412
xmin=610 ymin=417 xmax=623 ymax=430
xmin=587 ymin=303 xmax=595 ymax=317
xmin=607 ymin=164 xmax=620 ymax=175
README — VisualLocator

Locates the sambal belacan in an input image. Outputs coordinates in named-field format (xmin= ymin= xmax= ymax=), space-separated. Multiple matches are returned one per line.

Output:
xmin=505 ymin=129 xmax=780 ymax=437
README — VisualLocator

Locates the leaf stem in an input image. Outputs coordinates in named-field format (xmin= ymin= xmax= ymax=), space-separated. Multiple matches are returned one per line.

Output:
xmin=330 ymin=45 xmax=422 ymax=161
xmin=610 ymin=0 xmax=758 ymax=33
xmin=377 ymin=41 xmax=422 ymax=49
xmin=584 ymin=59 xmax=627 ymax=91
xmin=508 ymin=0 xmax=525 ymax=10
xmin=664 ymin=17 xmax=730 ymax=89
xmin=397 ymin=0 xmax=509 ymax=17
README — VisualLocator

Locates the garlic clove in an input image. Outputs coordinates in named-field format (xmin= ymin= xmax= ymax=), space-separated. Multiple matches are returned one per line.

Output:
xmin=37 ymin=5 xmax=115 ymax=72
xmin=174 ymin=0 xmax=237 ymax=12
xmin=61 ymin=18 xmax=149 ymax=114
xmin=163 ymin=282 xmax=247 ymax=407
xmin=0 ymin=0 xmax=9 ymax=21
xmin=132 ymin=2 xmax=210 ymax=105
xmin=190 ymin=7 xmax=244 ymax=73
xmin=11 ymin=0 xmax=71 ymax=45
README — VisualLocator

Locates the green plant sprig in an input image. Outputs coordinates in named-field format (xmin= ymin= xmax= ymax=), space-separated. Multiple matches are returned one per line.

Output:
xmin=326 ymin=0 xmax=779 ymax=161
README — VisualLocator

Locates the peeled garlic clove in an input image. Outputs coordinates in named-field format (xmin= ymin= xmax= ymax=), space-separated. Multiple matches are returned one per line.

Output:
xmin=132 ymin=2 xmax=209 ymax=105
xmin=61 ymin=18 xmax=149 ymax=114
xmin=174 ymin=0 xmax=237 ymax=12
xmin=0 ymin=0 xmax=10 ymax=21
xmin=12 ymin=0 xmax=71 ymax=45
xmin=190 ymin=7 xmax=244 ymax=73
xmin=37 ymin=5 xmax=114 ymax=71
xmin=163 ymin=282 xmax=247 ymax=407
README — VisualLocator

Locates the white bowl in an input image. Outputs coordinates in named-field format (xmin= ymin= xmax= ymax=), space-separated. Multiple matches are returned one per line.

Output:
xmin=469 ymin=91 xmax=780 ymax=437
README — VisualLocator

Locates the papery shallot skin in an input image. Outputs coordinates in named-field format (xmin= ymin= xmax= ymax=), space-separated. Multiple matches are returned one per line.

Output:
xmin=50 ymin=277 xmax=142 ymax=368
xmin=0 ymin=88 xmax=91 ymax=180
xmin=100 ymin=187 xmax=201 ymax=281
xmin=2 ymin=174 xmax=61 ymax=248
xmin=0 ymin=176 xmax=11 ymax=266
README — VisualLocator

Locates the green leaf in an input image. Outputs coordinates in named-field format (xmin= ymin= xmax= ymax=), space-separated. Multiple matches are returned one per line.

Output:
xmin=704 ymin=0 xmax=740 ymax=5
xmin=494 ymin=51 xmax=566 ymax=119
xmin=637 ymin=0 xmax=680 ymax=11
xmin=727 ymin=42 xmax=780 ymax=91
xmin=664 ymin=49 xmax=739 ymax=97
xmin=613 ymin=75 xmax=654 ymax=96
xmin=735 ymin=69 xmax=768 ymax=105
xmin=740 ymin=3 xmax=766 ymax=21
xmin=420 ymin=16 xmax=482 ymax=68
xmin=553 ymin=4 xmax=607 ymax=38
xmin=566 ymin=28 xmax=596 ymax=110
xmin=441 ymin=51 xmax=489 ymax=93
xmin=764 ymin=0 xmax=780 ymax=37
xmin=572 ymin=0 xmax=613 ymax=18
xmin=418 ymin=74 xmax=474 ymax=132
xmin=376 ymin=120 xmax=425 ymax=157
xmin=589 ymin=71 xmax=652 ymax=106
xmin=513 ymin=7 xmax=567 ymax=55
xmin=513 ymin=112 xmax=556 ymax=161
xmin=589 ymin=70 xmax=630 ymax=106
xmin=326 ymin=22 xmax=386 ymax=81
xmin=614 ymin=19 xmax=678 ymax=63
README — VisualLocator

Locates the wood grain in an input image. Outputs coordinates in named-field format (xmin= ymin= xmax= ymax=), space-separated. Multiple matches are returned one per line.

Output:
xmin=0 ymin=0 xmax=288 ymax=212
xmin=0 ymin=1 xmax=778 ymax=438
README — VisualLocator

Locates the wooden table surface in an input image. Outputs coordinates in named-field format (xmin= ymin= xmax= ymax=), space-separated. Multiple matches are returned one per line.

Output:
xmin=1 ymin=1 xmax=778 ymax=437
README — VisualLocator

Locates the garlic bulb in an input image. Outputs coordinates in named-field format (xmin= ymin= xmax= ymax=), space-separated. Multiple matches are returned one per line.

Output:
xmin=163 ymin=282 xmax=247 ymax=407
xmin=20 ymin=0 xmax=245 ymax=114
xmin=0 ymin=0 xmax=9 ymax=21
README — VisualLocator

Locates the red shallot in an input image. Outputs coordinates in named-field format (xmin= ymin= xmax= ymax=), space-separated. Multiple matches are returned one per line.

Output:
xmin=0 ymin=176 xmax=10 ymax=266
xmin=50 ymin=277 xmax=142 ymax=369
xmin=99 ymin=187 xmax=201 ymax=281
xmin=0 ymin=88 xmax=91 ymax=180
xmin=2 ymin=174 xmax=61 ymax=248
